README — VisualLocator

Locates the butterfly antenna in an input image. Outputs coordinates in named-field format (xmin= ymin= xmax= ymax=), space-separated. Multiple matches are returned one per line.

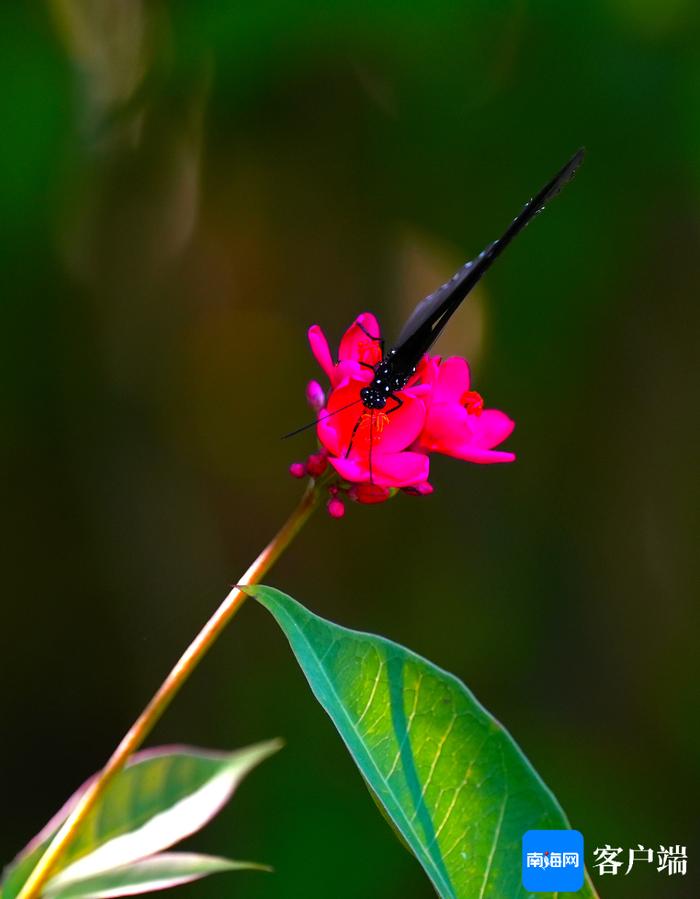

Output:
xmin=282 ymin=398 xmax=363 ymax=440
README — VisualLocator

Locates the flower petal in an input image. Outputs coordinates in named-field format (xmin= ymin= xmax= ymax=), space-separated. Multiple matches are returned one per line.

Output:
xmin=371 ymin=451 xmax=431 ymax=486
xmin=328 ymin=456 xmax=368 ymax=483
xmin=419 ymin=400 xmax=515 ymax=458
xmin=467 ymin=409 xmax=515 ymax=448
xmin=316 ymin=381 xmax=366 ymax=457
xmin=433 ymin=357 xmax=470 ymax=404
xmin=404 ymin=383 xmax=432 ymax=399
xmin=368 ymin=394 xmax=426 ymax=455
xmin=428 ymin=407 xmax=515 ymax=463
xmin=448 ymin=445 xmax=516 ymax=464
xmin=418 ymin=402 xmax=470 ymax=453
xmin=338 ymin=313 xmax=382 ymax=366
xmin=330 ymin=451 xmax=429 ymax=487
xmin=308 ymin=325 xmax=335 ymax=379
xmin=330 ymin=360 xmax=373 ymax=390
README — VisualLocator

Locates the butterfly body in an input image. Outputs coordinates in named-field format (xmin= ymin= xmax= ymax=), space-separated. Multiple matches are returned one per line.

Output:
xmin=360 ymin=351 xmax=415 ymax=410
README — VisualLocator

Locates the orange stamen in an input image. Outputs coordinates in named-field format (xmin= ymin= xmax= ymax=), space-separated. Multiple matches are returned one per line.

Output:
xmin=374 ymin=412 xmax=390 ymax=433
xmin=359 ymin=411 xmax=390 ymax=440
xmin=463 ymin=390 xmax=484 ymax=416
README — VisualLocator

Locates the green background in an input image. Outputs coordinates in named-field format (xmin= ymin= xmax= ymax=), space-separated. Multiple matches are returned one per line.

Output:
xmin=2 ymin=2 xmax=698 ymax=897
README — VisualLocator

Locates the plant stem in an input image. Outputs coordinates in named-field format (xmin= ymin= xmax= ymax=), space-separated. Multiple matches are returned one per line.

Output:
xmin=16 ymin=481 xmax=321 ymax=899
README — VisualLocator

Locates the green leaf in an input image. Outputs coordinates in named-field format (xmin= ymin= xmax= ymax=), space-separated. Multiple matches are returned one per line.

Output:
xmin=42 ymin=852 xmax=268 ymax=899
xmin=249 ymin=585 xmax=599 ymax=899
xmin=2 ymin=741 xmax=280 ymax=899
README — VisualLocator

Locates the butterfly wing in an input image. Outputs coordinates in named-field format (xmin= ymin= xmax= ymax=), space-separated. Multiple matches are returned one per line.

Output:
xmin=393 ymin=148 xmax=585 ymax=363
xmin=395 ymin=254 xmax=482 ymax=346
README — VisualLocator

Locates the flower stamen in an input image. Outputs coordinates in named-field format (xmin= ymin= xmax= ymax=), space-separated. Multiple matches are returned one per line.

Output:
xmin=360 ymin=410 xmax=390 ymax=437
xmin=463 ymin=390 xmax=484 ymax=416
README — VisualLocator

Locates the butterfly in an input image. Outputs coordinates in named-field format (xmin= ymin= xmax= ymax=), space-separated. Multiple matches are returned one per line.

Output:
xmin=284 ymin=147 xmax=585 ymax=465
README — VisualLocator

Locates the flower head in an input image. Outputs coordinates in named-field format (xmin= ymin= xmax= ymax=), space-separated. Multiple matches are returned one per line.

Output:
xmin=292 ymin=313 xmax=515 ymax=509
xmin=414 ymin=356 xmax=515 ymax=464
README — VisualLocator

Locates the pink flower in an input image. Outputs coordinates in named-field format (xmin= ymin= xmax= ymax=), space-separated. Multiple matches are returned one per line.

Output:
xmin=295 ymin=314 xmax=515 ymax=507
xmin=415 ymin=357 xmax=516 ymax=464
xmin=311 ymin=314 xmax=431 ymax=492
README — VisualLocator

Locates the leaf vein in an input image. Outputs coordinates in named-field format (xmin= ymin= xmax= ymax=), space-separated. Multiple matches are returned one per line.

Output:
xmin=476 ymin=740 xmax=508 ymax=899
xmin=356 ymin=657 xmax=385 ymax=726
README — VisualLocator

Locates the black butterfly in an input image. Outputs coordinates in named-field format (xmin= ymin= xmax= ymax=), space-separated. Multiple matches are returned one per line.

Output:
xmin=285 ymin=147 xmax=585 ymax=449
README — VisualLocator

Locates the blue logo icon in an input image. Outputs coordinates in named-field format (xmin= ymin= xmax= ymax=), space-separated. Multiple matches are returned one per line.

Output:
xmin=522 ymin=830 xmax=584 ymax=892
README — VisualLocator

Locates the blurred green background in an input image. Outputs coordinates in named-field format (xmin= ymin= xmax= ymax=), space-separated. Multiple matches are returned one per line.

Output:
xmin=2 ymin=2 xmax=698 ymax=897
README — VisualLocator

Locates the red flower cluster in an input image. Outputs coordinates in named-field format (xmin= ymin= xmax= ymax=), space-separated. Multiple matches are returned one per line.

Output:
xmin=290 ymin=313 xmax=515 ymax=512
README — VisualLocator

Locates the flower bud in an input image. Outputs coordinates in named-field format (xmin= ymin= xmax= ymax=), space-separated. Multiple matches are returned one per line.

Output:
xmin=289 ymin=462 xmax=306 ymax=479
xmin=348 ymin=483 xmax=392 ymax=504
xmin=305 ymin=380 xmax=326 ymax=412
xmin=327 ymin=496 xmax=345 ymax=518
xmin=305 ymin=452 xmax=328 ymax=478
xmin=403 ymin=481 xmax=434 ymax=496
